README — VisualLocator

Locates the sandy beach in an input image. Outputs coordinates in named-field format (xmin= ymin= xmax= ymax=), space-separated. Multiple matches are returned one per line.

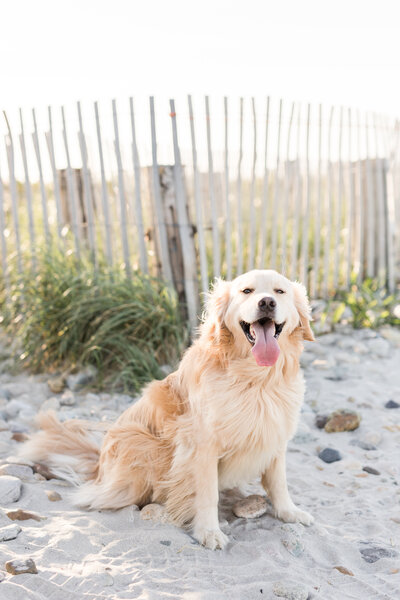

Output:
xmin=0 ymin=327 xmax=399 ymax=599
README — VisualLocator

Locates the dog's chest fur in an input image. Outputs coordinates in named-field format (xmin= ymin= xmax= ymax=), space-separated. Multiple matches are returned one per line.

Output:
xmin=208 ymin=368 xmax=305 ymax=490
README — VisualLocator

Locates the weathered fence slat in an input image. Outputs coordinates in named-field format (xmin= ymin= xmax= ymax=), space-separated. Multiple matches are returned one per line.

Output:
xmin=77 ymin=101 xmax=97 ymax=266
xmin=271 ymin=99 xmax=283 ymax=270
xmin=333 ymin=106 xmax=344 ymax=289
xmin=0 ymin=163 xmax=9 ymax=296
xmin=3 ymin=111 xmax=22 ymax=273
xmin=322 ymin=106 xmax=335 ymax=297
xmin=247 ymin=97 xmax=257 ymax=271
xmin=169 ymin=99 xmax=199 ymax=330
xmin=281 ymin=102 xmax=295 ymax=276
xmin=45 ymin=107 xmax=64 ymax=245
xmin=236 ymin=97 xmax=244 ymax=275
xmin=149 ymin=96 xmax=173 ymax=284
xmin=224 ymin=97 xmax=232 ymax=279
xmin=356 ymin=109 xmax=364 ymax=283
xmin=94 ymin=101 xmax=113 ymax=267
xmin=205 ymin=96 xmax=220 ymax=279
xmin=129 ymin=97 xmax=148 ymax=274
xmin=112 ymin=99 xmax=131 ymax=278
xmin=373 ymin=112 xmax=386 ymax=282
xmin=290 ymin=103 xmax=302 ymax=281
xmin=258 ymin=96 xmax=270 ymax=269
xmin=301 ymin=103 xmax=311 ymax=287
xmin=346 ymin=107 xmax=355 ymax=288
xmin=61 ymin=106 xmax=81 ymax=259
xmin=18 ymin=109 xmax=36 ymax=267
xmin=188 ymin=95 xmax=208 ymax=294
xmin=32 ymin=108 xmax=50 ymax=246
xmin=312 ymin=104 xmax=323 ymax=296
xmin=365 ymin=112 xmax=375 ymax=278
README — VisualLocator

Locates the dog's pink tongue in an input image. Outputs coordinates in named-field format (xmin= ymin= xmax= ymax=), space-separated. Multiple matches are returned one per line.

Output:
xmin=251 ymin=321 xmax=280 ymax=366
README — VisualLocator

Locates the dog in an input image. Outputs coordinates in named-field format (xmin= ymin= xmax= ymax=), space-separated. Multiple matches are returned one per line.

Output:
xmin=20 ymin=269 xmax=315 ymax=549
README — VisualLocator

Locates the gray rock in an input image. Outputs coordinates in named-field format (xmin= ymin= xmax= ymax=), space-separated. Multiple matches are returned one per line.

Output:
xmin=362 ymin=466 xmax=380 ymax=476
xmin=349 ymin=439 xmax=377 ymax=451
xmin=0 ymin=464 xmax=34 ymax=481
xmin=0 ymin=419 xmax=8 ymax=431
xmin=0 ymin=524 xmax=21 ymax=541
xmin=4 ymin=399 xmax=31 ymax=419
xmin=318 ymin=448 xmax=342 ymax=463
xmin=273 ymin=582 xmax=308 ymax=600
xmin=85 ymin=392 xmax=100 ymax=404
xmin=292 ymin=422 xmax=317 ymax=444
xmin=360 ymin=546 xmax=397 ymax=563
xmin=60 ymin=390 xmax=76 ymax=406
xmin=385 ymin=400 xmax=400 ymax=409
xmin=233 ymin=495 xmax=268 ymax=518
xmin=0 ymin=387 xmax=12 ymax=401
xmin=5 ymin=558 xmax=38 ymax=575
xmin=0 ymin=476 xmax=22 ymax=503
xmin=315 ymin=414 xmax=329 ymax=429
xmin=66 ymin=366 xmax=97 ymax=391
xmin=9 ymin=422 xmax=29 ymax=433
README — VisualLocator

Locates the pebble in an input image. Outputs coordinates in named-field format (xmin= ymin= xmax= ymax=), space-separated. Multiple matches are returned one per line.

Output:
xmin=360 ymin=546 xmax=397 ymax=563
xmin=140 ymin=503 xmax=169 ymax=523
xmin=292 ymin=422 xmax=318 ymax=444
xmin=349 ymin=439 xmax=377 ymax=451
xmin=4 ymin=399 xmax=31 ymax=419
xmin=324 ymin=410 xmax=361 ymax=433
xmin=280 ymin=526 xmax=304 ymax=557
xmin=367 ymin=338 xmax=391 ymax=358
xmin=324 ymin=366 xmax=348 ymax=381
xmin=334 ymin=566 xmax=354 ymax=576
xmin=66 ymin=366 xmax=97 ymax=391
xmin=232 ymin=495 xmax=268 ymax=519
xmin=0 ymin=464 xmax=34 ymax=481
xmin=11 ymin=432 xmax=29 ymax=442
xmin=0 ymin=524 xmax=21 ymax=541
xmin=32 ymin=463 xmax=60 ymax=480
xmin=318 ymin=448 xmax=342 ymax=463
xmin=46 ymin=490 xmax=62 ymax=501
xmin=362 ymin=466 xmax=380 ymax=476
xmin=5 ymin=558 xmax=38 ymax=575
xmin=273 ymin=582 xmax=308 ymax=600
xmin=315 ymin=414 xmax=329 ymax=429
xmin=385 ymin=400 xmax=400 ymax=409
xmin=0 ymin=419 xmax=8 ymax=431
xmin=0 ymin=476 xmax=22 ymax=503
xmin=60 ymin=390 xmax=76 ymax=406
xmin=6 ymin=509 xmax=44 ymax=522
xmin=47 ymin=376 xmax=66 ymax=394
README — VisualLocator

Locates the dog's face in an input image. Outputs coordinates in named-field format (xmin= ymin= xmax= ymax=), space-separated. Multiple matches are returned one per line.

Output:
xmin=206 ymin=269 xmax=314 ymax=366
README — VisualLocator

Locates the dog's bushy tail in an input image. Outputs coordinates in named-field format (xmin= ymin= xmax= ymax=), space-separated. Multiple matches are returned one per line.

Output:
xmin=19 ymin=411 xmax=106 ymax=485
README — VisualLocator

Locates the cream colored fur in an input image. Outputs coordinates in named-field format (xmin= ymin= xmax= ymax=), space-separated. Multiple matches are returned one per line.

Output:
xmin=20 ymin=269 xmax=315 ymax=550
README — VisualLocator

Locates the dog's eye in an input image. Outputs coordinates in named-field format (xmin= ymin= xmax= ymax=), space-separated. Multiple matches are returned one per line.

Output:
xmin=274 ymin=289 xmax=285 ymax=294
xmin=242 ymin=288 xmax=253 ymax=294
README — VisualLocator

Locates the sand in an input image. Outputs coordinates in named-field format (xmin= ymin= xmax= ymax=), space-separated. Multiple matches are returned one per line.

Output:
xmin=0 ymin=326 xmax=399 ymax=599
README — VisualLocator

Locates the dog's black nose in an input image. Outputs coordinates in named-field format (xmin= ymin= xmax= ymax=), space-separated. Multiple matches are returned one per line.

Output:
xmin=258 ymin=297 xmax=276 ymax=312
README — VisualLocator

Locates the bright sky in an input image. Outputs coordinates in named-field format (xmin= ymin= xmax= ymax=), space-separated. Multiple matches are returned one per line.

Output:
xmin=2 ymin=0 xmax=400 ymax=116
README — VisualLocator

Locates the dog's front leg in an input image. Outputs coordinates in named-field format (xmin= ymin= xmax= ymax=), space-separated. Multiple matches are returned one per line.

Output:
xmin=261 ymin=449 xmax=314 ymax=526
xmin=192 ymin=443 xmax=228 ymax=550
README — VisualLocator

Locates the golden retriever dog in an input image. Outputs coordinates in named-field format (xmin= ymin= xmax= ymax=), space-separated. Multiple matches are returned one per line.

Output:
xmin=21 ymin=269 xmax=315 ymax=550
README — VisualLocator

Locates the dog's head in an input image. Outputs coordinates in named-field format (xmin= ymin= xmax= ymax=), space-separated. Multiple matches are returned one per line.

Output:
xmin=204 ymin=269 xmax=314 ymax=366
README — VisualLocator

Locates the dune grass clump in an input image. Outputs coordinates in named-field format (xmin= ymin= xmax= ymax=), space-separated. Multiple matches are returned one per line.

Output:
xmin=1 ymin=252 xmax=187 ymax=392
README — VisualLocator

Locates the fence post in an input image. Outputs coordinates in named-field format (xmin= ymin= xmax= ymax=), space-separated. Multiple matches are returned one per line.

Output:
xmin=3 ymin=111 xmax=22 ymax=274
xmin=258 ymin=96 xmax=270 ymax=269
xmin=301 ymin=103 xmax=311 ymax=287
xmin=61 ymin=106 xmax=81 ymax=260
xmin=224 ymin=97 xmax=232 ymax=280
xmin=32 ymin=108 xmax=50 ymax=247
xmin=281 ymin=101 xmax=295 ymax=277
xmin=236 ymin=97 xmax=244 ymax=275
xmin=0 ymin=163 xmax=10 ymax=299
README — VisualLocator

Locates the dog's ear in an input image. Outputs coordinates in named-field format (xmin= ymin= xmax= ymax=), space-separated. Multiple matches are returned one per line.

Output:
xmin=291 ymin=281 xmax=315 ymax=341
xmin=203 ymin=278 xmax=231 ymax=340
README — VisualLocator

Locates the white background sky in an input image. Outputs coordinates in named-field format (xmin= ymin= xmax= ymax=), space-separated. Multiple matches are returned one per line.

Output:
xmin=2 ymin=0 xmax=400 ymax=116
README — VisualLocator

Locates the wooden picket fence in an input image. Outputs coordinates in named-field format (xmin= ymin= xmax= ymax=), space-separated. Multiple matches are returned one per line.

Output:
xmin=0 ymin=95 xmax=399 ymax=330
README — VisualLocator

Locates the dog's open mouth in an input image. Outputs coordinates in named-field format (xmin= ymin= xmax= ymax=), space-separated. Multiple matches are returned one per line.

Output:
xmin=240 ymin=318 xmax=285 ymax=367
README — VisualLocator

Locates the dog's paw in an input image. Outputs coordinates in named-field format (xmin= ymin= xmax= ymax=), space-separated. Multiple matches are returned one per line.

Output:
xmin=194 ymin=527 xmax=229 ymax=550
xmin=275 ymin=507 xmax=314 ymax=526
